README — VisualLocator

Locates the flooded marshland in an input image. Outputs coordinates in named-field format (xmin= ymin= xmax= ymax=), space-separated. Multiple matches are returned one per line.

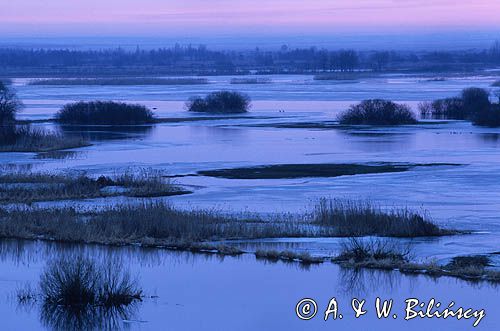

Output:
xmin=2 ymin=73 xmax=500 ymax=329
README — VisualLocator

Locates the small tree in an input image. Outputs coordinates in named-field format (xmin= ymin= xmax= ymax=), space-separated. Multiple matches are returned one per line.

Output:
xmin=0 ymin=81 xmax=22 ymax=123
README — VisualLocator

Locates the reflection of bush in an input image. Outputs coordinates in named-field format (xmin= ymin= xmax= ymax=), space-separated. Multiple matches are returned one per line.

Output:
xmin=59 ymin=124 xmax=154 ymax=141
xmin=40 ymin=300 xmax=138 ymax=331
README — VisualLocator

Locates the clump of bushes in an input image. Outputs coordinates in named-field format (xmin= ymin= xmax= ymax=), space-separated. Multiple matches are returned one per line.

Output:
xmin=419 ymin=87 xmax=500 ymax=126
xmin=337 ymin=99 xmax=417 ymax=125
xmin=419 ymin=97 xmax=464 ymax=119
xmin=186 ymin=91 xmax=251 ymax=114
xmin=56 ymin=101 xmax=155 ymax=125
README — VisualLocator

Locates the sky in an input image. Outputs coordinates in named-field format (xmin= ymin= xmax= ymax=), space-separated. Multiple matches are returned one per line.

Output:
xmin=2 ymin=0 xmax=500 ymax=49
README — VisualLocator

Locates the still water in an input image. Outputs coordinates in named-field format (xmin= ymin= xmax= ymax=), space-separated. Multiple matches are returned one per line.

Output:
xmin=0 ymin=239 xmax=498 ymax=331
xmin=2 ymin=74 xmax=500 ymax=329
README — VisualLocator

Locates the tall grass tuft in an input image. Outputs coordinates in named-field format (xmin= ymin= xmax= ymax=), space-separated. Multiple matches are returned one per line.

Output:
xmin=334 ymin=237 xmax=411 ymax=263
xmin=314 ymin=199 xmax=443 ymax=237
xmin=40 ymin=257 xmax=141 ymax=306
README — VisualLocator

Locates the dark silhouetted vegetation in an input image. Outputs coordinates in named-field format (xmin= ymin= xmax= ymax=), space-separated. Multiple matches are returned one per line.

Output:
xmin=337 ymin=99 xmax=417 ymax=125
xmin=333 ymin=237 xmax=410 ymax=264
xmin=196 ymin=162 xmax=458 ymax=180
xmin=29 ymin=77 xmax=209 ymax=86
xmin=334 ymin=238 xmax=500 ymax=283
xmin=186 ymin=91 xmax=251 ymax=113
xmin=230 ymin=77 xmax=272 ymax=84
xmin=0 ymin=84 xmax=89 ymax=152
xmin=2 ymin=40 xmax=500 ymax=77
xmin=314 ymin=199 xmax=446 ymax=237
xmin=39 ymin=257 xmax=141 ymax=307
xmin=313 ymin=72 xmax=364 ymax=81
xmin=419 ymin=97 xmax=465 ymax=119
xmin=420 ymin=87 xmax=491 ymax=120
xmin=0 ymin=125 xmax=89 ymax=152
xmin=419 ymin=87 xmax=500 ymax=127
xmin=56 ymin=101 xmax=155 ymax=125
xmin=0 ymin=198 xmax=451 ymax=249
xmin=471 ymin=104 xmax=500 ymax=127
xmin=0 ymin=168 xmax=189 ymax=203
xmin=0 ymin=81 xmax=22 ymax=124
xmin=462 ymin=87 xmax=491 ymax=115
xmin=255 ymin=250 xmax=323 ymax=264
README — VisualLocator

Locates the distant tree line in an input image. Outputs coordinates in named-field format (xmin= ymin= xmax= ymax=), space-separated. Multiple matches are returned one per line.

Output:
xmin=1 ymin=41 xmax=500 ymax=76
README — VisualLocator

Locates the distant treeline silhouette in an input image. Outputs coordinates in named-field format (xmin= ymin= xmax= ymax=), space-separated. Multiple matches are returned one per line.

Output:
xmin=1 ymin=41 xmax=500 ymax=76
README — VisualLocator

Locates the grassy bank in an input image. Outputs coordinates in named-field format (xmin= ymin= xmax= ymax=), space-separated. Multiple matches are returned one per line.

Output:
xmin=0 ymin=169 xmax=190 ymax=204
xmin=0 ymin=198 xmax=450 ymax=246
xmin=0 ymin=125 xmax=89 ymax=152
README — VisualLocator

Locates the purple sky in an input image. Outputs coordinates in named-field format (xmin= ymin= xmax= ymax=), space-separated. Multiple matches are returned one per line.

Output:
xmin=3 ymin=0 xmax=500 ymax=36
xmin=2 ymin=1 xmax=500 ymax=50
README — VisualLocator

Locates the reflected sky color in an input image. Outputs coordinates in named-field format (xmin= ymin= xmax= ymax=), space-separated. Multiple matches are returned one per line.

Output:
xmin=3 ymin=0 xmax=500 ymax=36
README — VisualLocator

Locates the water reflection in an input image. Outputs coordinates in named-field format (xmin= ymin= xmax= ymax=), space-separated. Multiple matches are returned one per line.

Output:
xmin=40 ymin=302 xmax=138 ymax=331
xmin=337 ymin=267 xmax=405 ymax=296
xmin=59 ymin=124 xmax=154 ymax=141
xmin=34 ymin=150 xmax=83 ymax=160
